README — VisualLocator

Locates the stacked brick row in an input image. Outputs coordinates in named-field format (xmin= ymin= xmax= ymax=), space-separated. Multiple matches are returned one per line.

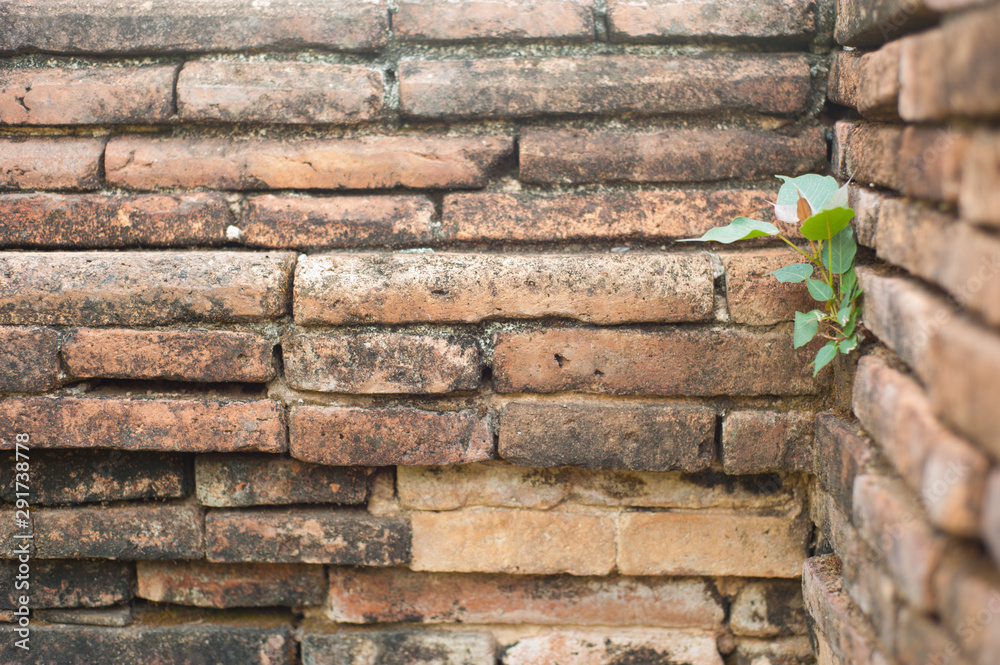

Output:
xmin=809 ymin=1 xmax=1000 ymax=664
xmin=0 ymin=1 xmax=829 ymax=663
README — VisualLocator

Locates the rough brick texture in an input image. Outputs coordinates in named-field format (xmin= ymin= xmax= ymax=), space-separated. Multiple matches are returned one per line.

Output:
xmin=195 ymin=455 xmax=368 ymax=507
xmin=721 ymin=410 xmax=814 ymax=474
xmin=0 ymin=137 xmax=104 ymax=190
xmin=137 ymin=561 xmax=325 ymax=608
xmin=503 ymin=628 xmax=724 ymax=665
xmin=0 ymin=326 xmax=59 ymax=393
xmin=721 ymin=251 xmax=814 ymax=325
xmin=394 ymin=0 xmax=594 ymax=41
xmin=1 ymin=559 xmax=131 ymax=609
xmin=301 ymin=629 xmax=495 ymax=665
xmin=607 ymin=0 xmax=815 ymax=41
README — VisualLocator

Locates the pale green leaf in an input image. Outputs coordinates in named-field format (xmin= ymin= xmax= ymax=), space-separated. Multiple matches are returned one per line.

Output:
xmin=769 ymin=263 xmax=814 ymax=283
xmin=807 ymin=278 xmax=834 ymax=302
xmin=813 ymin=341 xmax=839 ymax=376
xmin=840 ymin=336 xmax=858 ymax=354
xmin=679 ymin=217 xmax=779 ymax=244
xmin=794 ymin=310 xmax=821 ymax=348
xmin=840 ymin=266 xmax=858 ymax=299
xmin=821 ymin=226 xmax=858 ymax=275
xmin=799 ymin=207 xmax=855 ymax=242
xmin=776 ymin=174 xmax=840 ymax=213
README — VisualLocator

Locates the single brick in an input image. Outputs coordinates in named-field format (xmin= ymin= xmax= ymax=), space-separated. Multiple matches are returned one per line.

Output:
xmin=832 ymin=120 xmax=904 ymax=190
xmin=206 ymin=509 xmax=410 ymax=565
xmin=872 ymin=198 xmax=954 ymax=284
xmin=399 ymin=54 xmax=811 ymax=118
xmin=63 ymin=329 xmax=274 ymax=383
xmin=491 ymin=328 xmax=821 ymax=396
xmin=441 ymin=189 xmax=774 ymax=243
xmin=294 ymin=252 xmax=714 ymax=325
xmin=730 ymin=580 xmax=808 ymax=637
xmin=0 ymin=64 xmax=176 ymax=125
xmin=290 ymin=406 xmax=491 ymax=466
xmin=0 ymin=251 xmax=293 ymax=326
xmin=618 ymin=508 xmax=809 ymax=577
xmin=812 ymin=411 xmax=878 ymax=517
xmin=195 ymin=454 xmax=368 ymax=507
xmin=606 ymin=0 xmax=815 ymax=42
xmin=721 ymin=251 xmax=814 ymax=325
xmin=0 ymin=396 xmax=287 ymax=453
xmin=0 ymin=326 xmax=59 ymax=393
xmin=33 ymin=505 xmax=203 ymax=559
xmin=105 ymin=135 xmax=513 ymax=190
xmin=242 ymin=194 xmax=434 ymax=249
xmin=0 ymin=449 xmax=188 ymax=504
xmin=137 ymin=561 xmax=325 ymax=608
xmin=178 ymin=60 xmax=384 ymax=124
xmin=498 ymin=401 xmax=715 ymax=471
xmin=932 ymin=548 xmax=1000 ymax=665
xmin=394 ymin=0 xmax=594 ymax=41
xmin=327 ymin=567 xmax=724 ymax=627
xmin=520 ymin=127 xmax=825 ymax=184
xmin=721 ymin=410 xmax=814 ymax=474
xmin=0 ymin=0 xmax=388 ymax=53
xmin=834 ymin=0 xmax=936 ymax=47
xmin=503 ymin=628 xmax=724 ymax=665
xmin=1 ymin=560 xmax=131 ymax=609
xmin=827 ymin=45 xmax=900 ymax=120
xmin=899 ymin=126 xmax=969 ymax=203
xmin=0 ymin=137 xmax=104 ymax=190
xmin=301 ymin=629 xmax=496 ymax=665
xmin=937 ymin=225 xmax=1000 ymax=327
xmin=0 ymin=192 xmax=232 ymax=248
xmin=960 ymin=130 xmax=1000 ymax=226
xmin=410 ymin=508 xmax=616 ymax=575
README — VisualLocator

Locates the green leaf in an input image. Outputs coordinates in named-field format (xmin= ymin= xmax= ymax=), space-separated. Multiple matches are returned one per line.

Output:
xmin=807 ymin=278 xmax=834 ymax=302
xmin=812 ymin=341 xmax=839 ymax=376
xmin=839 ymin=335 xmax=858 ymax=355
xmin=769 ymin=263 xmax=814 ymax=283
xmin=837 ymin=302 xmax=852 ymax=327
xmin=844 ymin=308 xmax=859 ymax=337
xmin=821 ymin=226 xmax=858 ymax=275
xmin=776 ymin=174 xmax=840 ymax=213
xmin=679 ymin=217 xmax=779 ymax=244
xmin=840 ymin=266 xmax=858 ymax=299
xmin=799 ymin=207 xmax=855 ymax=242
xmin=794 ymin=310 xmax=821 ymax=348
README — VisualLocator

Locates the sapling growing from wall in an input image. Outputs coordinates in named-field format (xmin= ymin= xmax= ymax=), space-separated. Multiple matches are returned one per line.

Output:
xmin=682 ymin=174 xmax=862 ymax=376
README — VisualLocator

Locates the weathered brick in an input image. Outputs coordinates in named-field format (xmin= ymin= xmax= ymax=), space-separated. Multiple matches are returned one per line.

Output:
xmin=721 ymin=251 xmax=814 ymax=325
xmin=35 ymin=607 xmax=133 ymax=627
xmin=0 ymin=192 xmax=232 ymax=248
xmin=0 ymin=449 xmax=188 ymax=504
xmin=1 ymin=560 xmax=131 ymax=609
xmin=0 ymin=64 xmax=176 ymax=125
xmin=810 ymin=484 xmax=856 ymax=560
xmin=491 ymin=328 xmax=821 ymax=396
xmin=899 ymin=126 xmax=969 ymax=203
xmin=0 ymin=251 xmax=294 ymax=325
xmin=960 ymin=130 xmax=1000 ymax=226
xmin=618 ymin=508 xmax=809 ymax=577
xmin=290 ymin=406 xmax=491 ymax=466
xmin=441 ymin=188 xmax=774 ymax=243
xmin=732 ymin=637 xmax=815 ymax=665
xmin=105 ymin=135 xmax=513 ymax=190
xmin=936 ymin=225 xmax=1000 ymax=327
xmin=520 ymin=127 xmax=825 ymax=184
xmin=0 ymin=137 xmax=104 ymax=190
xmin=410 ymin=508 xmax=615 ymax=575
xmin=33 ymin=505 xmax=203 ymax=559
xmin=206 ymin=509 xmax=409 ymax=565
xmin=827 ymin=45 xmax=900 ymax=120
xmin=137 ymin=560 xmax=325 ymax=608
xmin=607 ymin=0 xmax=815 ymax=41
xmin=848 ymin=184 xmax=883 ymax=248
xmin=721 ymin=410 xmax=813 ymax=474
xmin=503 ymin=628 xmax=724 ymax=665
xmin=895 ymin=606 xmax=972 ymax=665
xmin=0 ymin=326 xmax=59 ymax=393
xmin=195 ymin=454 xmax=368 ymax=507
xmin=812 ymin=412 xmax=877 ymax=517
xmin=301 ymin=628 xmax=496 ymax=665
xmin=730 ymin=580 xmax=807 ymax=637
xmin=872 ymin=197 xmax=954 ymax=283
xmin=400 ymin=54 xmax=811 ymax=118
xmin=832 ymin=121 xmax=904 ymax=190
xmin=241 ymin=194 xmax=434 ymax=249
xmin=835 ymin=0 xmax=936 ymax=47
xmin=0 ymin=396 xmax=287 ymax=453
xmin=394 ymin=0 xmax=594 ymax=41
xmin=327 ymin=567 xmax=724 ymax=627
xmin=63 ymin=329 xmax=275 ymax=383
xmin=498 ymin=401 xmax=715 ymax=471
xmin=178 ymin=60 xmax=384 ymax=124
xmin=932 ymin=548 xmax=1000 ymax=665
xmin=294 ymin=252 xmax=713 ymax=325
xmin=841 ymin=536 xmax=899 ymax=652
xmin=0 ymin=0 xmax=388 ymax=53
xmin=283 ymin=331 xmax=482 ymax=394
xmin=984 ymin=470 xmax=1000 ymax=569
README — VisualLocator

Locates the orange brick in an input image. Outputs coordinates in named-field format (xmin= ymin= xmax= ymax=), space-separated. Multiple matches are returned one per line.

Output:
xmin=835 ymin=0 xmax=935 ymax=47
xmin=0 ymin=137 xmax=104 ymax=190
xmin=0 ymin=326 xmax=59 ymax=393
xmin=813 ymin=412 xmax=878 ymax=517
xmin=872 ymin=197 xmax=954 ymax=284
xmin=606 ymin=0 xmax=815 ymax=41
xmin=394 ymin=0 xmax=594 ymax=41
xmin=34 ymin=505 xmax=203 ymax=559
xmin=959 ymin=130 xmax=1000 ymax=227
xmin=721 ymin=410 xmax=814 ymax=474
xmin=827 ymin=44 xmax=901 ymax=120
xmin=899 ymin=126 xmax=969 ymax=203
xmin=832 ymin=120 xmax=904 ymax=190
xmin=937 ymin=224 xmax=1000 ymax=327
xmin=721 ymin=250 xmax=814 ymax=325
xmin=504 ymin=628 xmax=724 ymax=665
xmin=137 ymin=560 xmax=325 ymax=608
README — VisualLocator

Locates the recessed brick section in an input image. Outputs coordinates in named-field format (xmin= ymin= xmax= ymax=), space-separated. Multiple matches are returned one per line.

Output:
xmin=0 ymin=396 xmax=287 ymax=453
xmin=289 ymin=406 xmax=491 ymax=466
xmin=832 ymin=120 xmax=905 ymax=190
xmin=295 ymin=252 xmax=713 ymax=325
xmin=812 ymin=411 xmax=877 ymax=517
xmin=195 ymin=454 xmax=368 ymax=507
xmin=206 ymin=509 xmax=410 ymax=565
xmin=399 ymin=54 xmax=811 ymax=118
xmin=899 ymin=126 xmax=969 ymax=204
xmin=301 ymin=629 xmax=496 ymax=665
xmin=410 ymin=508 xmax=616 ymax=575
xmin=442 ymin=189 xmax=774 ymax=243
xmin=395 ymin=0 xmax=593 ymax=41
xmin=960 ymin=129 xmax=1000 ymax=226
xmin=0 ymin=326 xmax=59 ymax=393
xmin=105 ymin=135 xmax=513 ymax=190
xmin=721 ymin=410 xmax=814 ymax=474
xmin=0 ymin=0 xmax=388 ymax=53
xmin=606 ymin=0 xmax=815 ymax=41
xmin=0 ymin=449 xmax=187 ymax=504
xmin=932 ymin=548 xmax=1000 ymax=665
xmin=827 ymin=45 xmax=901 ymax=120
xmin=721 ymin=250 xmax=814 ymax=325
xmin=283 ymin=332 xmax=482 ymax=394
xmin=730 ymin=580 xmax=808 ymax=637
xmin=491 ymin=328 xmax=821 ymax=396
xmin=0 ymin=137 xmax=104 ymax=190
xmin=33 ymin=505 xmax=203 ymax=559
xmin=520 ymin=127 xmax=825 ymax=184
xmin=0 ymin=65 xmax=176 ymax=125
xmin=0 ymin=251 xmax=294 ymax=325
xmin=178 ymin=60 xmax=384 ymax=124
xmin=834 ymin=0 xmax=936 ymax=47
xmin=504 ymin=628 xmax=723 ymax=665
xmin=1 ymin=560 xmax=131 ymax=609
xmin=242 ymin=195 xmax=434 ymax=249
xmin=498 ymin=402 xmax=715 ymax=471
xmin=327 ymin=567 xmax=724 ymax=627
xmin=0 ymin=192 xmax=232 ymax=248
xmin=137 ymin=561 xmax=325 ymax=608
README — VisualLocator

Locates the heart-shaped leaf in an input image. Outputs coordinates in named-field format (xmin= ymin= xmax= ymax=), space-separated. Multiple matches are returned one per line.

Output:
xmin=821 ymin=226 xmax=857 ymax=275
xmin=839 ymin=335 xmax=858 ymax=355
xmin=776 ymin=174 xmax=840 ymax=213
xmin=807 ymin=278 xmax=834 ymax=302
xmin=769 ymin=263 xmax=814 ymax=283
xmin=799 ymin=207 xmax=855 ymax=242
xmin=794 ymin=310 xmax=822 ymax=348
xmin=812 ymin=340 xmax=839 ymax=376
xmin=680 ymin=217 xmax=779 ymax=243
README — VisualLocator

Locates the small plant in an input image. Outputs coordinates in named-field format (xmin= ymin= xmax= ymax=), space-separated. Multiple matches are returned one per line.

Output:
xmin=682 ymin=174 xmax=862 ymax=376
